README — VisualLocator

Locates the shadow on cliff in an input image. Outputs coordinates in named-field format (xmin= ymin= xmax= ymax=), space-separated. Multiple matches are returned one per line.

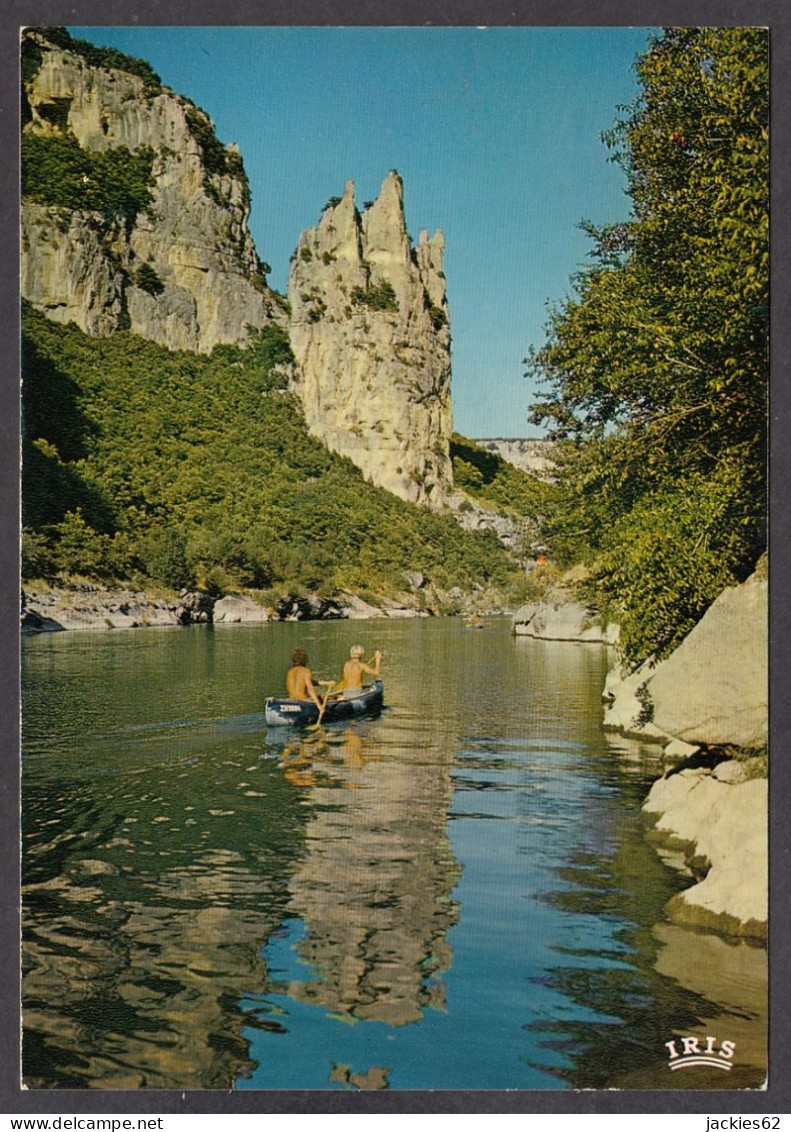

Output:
xmin=22 ymin=325 xmax=115 ymax=532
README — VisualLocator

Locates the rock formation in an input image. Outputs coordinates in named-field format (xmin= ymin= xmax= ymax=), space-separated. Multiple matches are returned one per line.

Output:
xmin=288 ymin=173 xmax=454 ymax=507
xmin=511 ymin=599 xmax=619 ymax=644
xmin=643 ymin=763 xmax=767 ymax=940
xmin=471 ymin=438 xmax=556 ymax=480
xmin=603 ymin=563 xmax=768 ymax=749
xmin=21 ymin=28 xmax=282 ymax=352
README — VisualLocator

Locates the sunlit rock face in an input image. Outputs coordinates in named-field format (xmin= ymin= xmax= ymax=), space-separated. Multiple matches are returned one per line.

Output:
xmin=643 ymin=768 xmax=767 ymax=940
xmin=288 ymin=172 xmax=454 ymax=507
xmin=603 ymin=564 xmax=768 ymax=748
xmin=21 ymin=30 xmax=282 ymax=352
xmin=279 ymin=727 xmax=461 ymax=1028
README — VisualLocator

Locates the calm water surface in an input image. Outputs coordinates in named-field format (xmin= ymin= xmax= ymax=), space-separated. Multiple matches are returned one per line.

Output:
xmin=21 ymin=617 xmax=766 ymax=1090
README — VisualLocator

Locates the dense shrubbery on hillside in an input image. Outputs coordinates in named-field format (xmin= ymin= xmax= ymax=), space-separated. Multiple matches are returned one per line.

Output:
xmin=22 ymin=131 xmax=155 ymax=222
xmin=450 ymin=434 xmax=549 ymax=520
xmin=528 ymin=28 xmax=768 ymax=664
xmin=21 ymin=306 xmax=522 ymax=603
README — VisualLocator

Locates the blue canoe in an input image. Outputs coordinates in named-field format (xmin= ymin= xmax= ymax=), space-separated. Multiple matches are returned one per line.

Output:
xmin=265 ymin=680 xmax=384 ymax=727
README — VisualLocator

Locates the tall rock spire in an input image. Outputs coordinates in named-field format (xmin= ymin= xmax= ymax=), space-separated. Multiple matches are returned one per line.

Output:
xmin=288 ymin=172 xmax=454 ymax=508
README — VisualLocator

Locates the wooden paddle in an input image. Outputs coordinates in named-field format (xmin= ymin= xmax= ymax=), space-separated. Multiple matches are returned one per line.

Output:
xmin=308 ymin=681 xmax=335 ymax=731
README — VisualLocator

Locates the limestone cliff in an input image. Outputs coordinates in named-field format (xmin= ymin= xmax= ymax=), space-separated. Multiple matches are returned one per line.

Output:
xmin=288 ymin=173 xmax=454 ymax=507
xmin=21 ymin=28 xmax=282 ymax=352
xmin=471 ymin=438 xmax=556 ymax=481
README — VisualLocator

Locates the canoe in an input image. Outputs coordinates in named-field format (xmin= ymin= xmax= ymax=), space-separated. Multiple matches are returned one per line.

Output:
xmin=265 ymin=680 xmax=384 ymax=727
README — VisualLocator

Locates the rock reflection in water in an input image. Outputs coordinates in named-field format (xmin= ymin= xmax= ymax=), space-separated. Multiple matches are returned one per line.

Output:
xmin=268 ymin=725 xmax=461 ymax=1029
xmin=22 ymin=753 xmax=307 ymax=1089
xmin=527 ymin=737 xmax=767 ymax=1091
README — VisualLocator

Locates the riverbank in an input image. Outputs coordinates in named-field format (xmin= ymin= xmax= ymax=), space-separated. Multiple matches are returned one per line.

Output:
xmin=21 ymin=577 xmax=510 ymax=633
xmin=510 ymin=563 xmax=768 ymax=943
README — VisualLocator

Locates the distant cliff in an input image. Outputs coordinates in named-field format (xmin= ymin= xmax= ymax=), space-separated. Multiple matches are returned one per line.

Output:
xmin=288 ymin=173 xmax=454 ymax=507
xmin=471 ymin=438 xmax=556 ymax=480
xmin=21 ymin=27 xmax=282 ymax=352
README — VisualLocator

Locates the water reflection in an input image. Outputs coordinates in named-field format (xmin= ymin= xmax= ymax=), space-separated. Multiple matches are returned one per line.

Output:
xmin=21 ymin=621 xmax=767 ymax=1091
xmin=527 ymin=736 xmax=767 ymax=1091
xmin=23 ymin=742 xmax=308 ymax=1088
xmin=262 ymin=726 xmax=461 ymax=1028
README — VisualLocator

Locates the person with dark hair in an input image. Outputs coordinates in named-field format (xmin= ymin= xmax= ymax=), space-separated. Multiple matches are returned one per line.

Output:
xmin=286 ymin=648 xmax=322 ymax=709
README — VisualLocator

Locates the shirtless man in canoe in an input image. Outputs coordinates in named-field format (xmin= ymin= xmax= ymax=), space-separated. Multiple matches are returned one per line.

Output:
xmin=336 ymin=645 xmax=382 ymax=698
xmin=285 ymin=649 xmax=323 ymax=709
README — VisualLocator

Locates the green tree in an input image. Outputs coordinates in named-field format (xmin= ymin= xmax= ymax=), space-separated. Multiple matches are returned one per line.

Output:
xmin=528 ymin=27 xmax=768 ymax=664
xmin=21 ymin=304 xmax=524 ymax=602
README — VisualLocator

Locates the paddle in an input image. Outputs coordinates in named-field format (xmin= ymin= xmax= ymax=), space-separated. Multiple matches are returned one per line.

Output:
xmin=308 ymin=681 xmax=335 ymax=731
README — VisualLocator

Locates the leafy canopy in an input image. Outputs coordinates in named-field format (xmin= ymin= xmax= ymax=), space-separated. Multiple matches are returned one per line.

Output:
xmin=527 ymin=27 xmax=768 ymax=663
xmin=22 ymin=130 xmax=155 ymax=222
xmin=21 ymin=306 xmax=522 ymax=603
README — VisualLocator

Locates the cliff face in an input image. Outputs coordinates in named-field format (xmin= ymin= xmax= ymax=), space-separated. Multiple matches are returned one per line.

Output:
xmin=288 ymin=173 xmax=454 ymax=507
xmin=21 ymin=29 xmax=282 ymax=352
xmin=471 ymin=438 xmax=556 ymax=481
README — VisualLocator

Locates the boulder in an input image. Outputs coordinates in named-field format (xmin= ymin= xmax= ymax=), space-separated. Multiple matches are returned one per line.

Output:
xmin=274 ymin=594 xmax=344 ymax=621
xmin=603 ymin=567 xmax=767 ymax=749
xmin=661 ymin=738 xmax=701 ymax=762
xmin=643 ymin=768 xmax=767 ymax=939
xmin=176 ymin=591 xmax=215 ymax=624
xmin=511 ymin=600 xmax=618 ymax=644
xmin=338 ymin=592 xmax=387 ymax=620
xmin=213 ymin=594 xmax=269 ymax=623
xmin=602 ymin=659 xmax=670 ymax=740
xmin=648 ymin=571 xmax=767 ymax=749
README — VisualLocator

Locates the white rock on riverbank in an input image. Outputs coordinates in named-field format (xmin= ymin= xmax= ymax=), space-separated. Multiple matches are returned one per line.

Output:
xmin=603 ymin=565 xmax=767 ymax=748
xmin=21 ymin=587 xmax=182 ymax=632
xmin=643 ymin=765 xmax=767 ymax=940
xmin=212 ymin=595 xmax=269 ymax=623
xmin=511 ymin=599 xmax=619 ymax=644
xmin=21 ymin=586 xmax=271 ymax=632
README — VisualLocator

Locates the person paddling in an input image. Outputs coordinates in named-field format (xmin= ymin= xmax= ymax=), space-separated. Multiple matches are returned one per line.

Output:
xmin=337 ymin=645 xmax=382 ymax=698
xmin=286 ymin=649 xmax=323 ymax=711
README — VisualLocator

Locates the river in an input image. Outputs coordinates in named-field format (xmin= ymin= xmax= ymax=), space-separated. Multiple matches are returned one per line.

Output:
xmin=21 ymin=616 xmax=767 ymax=1091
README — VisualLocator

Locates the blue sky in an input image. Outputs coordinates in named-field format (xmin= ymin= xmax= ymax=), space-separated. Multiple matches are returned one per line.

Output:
xmin=70 ymin=25 xmax=652 ymax=438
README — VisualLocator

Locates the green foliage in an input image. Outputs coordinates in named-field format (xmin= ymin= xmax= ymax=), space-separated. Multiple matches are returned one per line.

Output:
xmin=579 ymin=461 xmax=763 ymax=662
xmin=22 ymin=130 xmax=155 ymax=222
xmin=350 ymin=281 xmax=398 ymax=312
xmin=450 ymin=434 xmax=549 ymax=519
xmin=50 ymin=509 xmax=110 ymax=575
xmin=183 ymin=106 xmax=249 ymax=207
xmin=185 ymin=106 xmax=231 ymax=178
xmin=138 ymin=527 xmax=193 ymax=590
xmin=22 ymin=528 xmax=55 ymax=579
xmin=527 ymin=28 xmax=768 ymax=664
xmin=132 ymin=262 xmax=164 ymax=296
xmin=29 ymin=28 xmax=162 ymax=90
xmin=21 ymin=35 xmax=44 ymax=85
xmin=21 ymin=306 xmax=522 ymax=600
xmin=427 ymin=303 xmax=447 ymax=330
xmin=423 ymin=289 xmax=447 ymax=330
xmin=240 ymin=324 xmax=294 ymax=380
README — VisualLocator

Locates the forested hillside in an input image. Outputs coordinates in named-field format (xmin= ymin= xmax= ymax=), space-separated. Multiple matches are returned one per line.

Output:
xmin=21 ymin=305 xmax=525 ymax=606
xmin=527 ymin=28 xmax=768 ymax=664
